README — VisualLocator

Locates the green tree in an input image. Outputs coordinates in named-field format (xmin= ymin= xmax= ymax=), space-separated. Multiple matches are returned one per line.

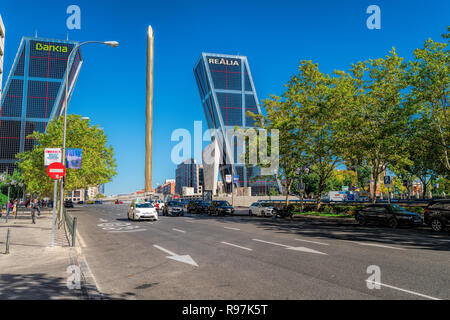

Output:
xmin=16 ymin=115 xmax=117 ymax=197
xmin=350 ymin=49 xmax=412 ymax=203
xmin=406 ymin=27 xmax=449 ymax=178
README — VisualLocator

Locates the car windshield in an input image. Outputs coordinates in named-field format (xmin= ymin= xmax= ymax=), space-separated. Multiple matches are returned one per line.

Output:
xmin=169 ymin=202 xmax=183 ymax=207
xmin=215 ymin=201 xmax=230 ymax=206
xmin=136 ymin=203 xmax=153 ymax=208
xmin=261 ymin=203 xmax=274 ymax=207
xmin=391 ymin=205 xmax=407 ymax=212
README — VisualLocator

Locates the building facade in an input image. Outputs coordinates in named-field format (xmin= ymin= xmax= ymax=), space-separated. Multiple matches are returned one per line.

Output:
xmin=194 ymin=53 xmax=276 ymax=195
xmin=0 ymin=15 xmax=5 ymax=101
xmin=156 ymin=179 xmax=176 ymax=195
xmin=0 ymin=36 xmax=83 ymax=174
xmin=175 ymin=158 xmax=202 ymax=195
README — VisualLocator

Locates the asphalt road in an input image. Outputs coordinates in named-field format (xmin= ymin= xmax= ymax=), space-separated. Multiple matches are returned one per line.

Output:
xmin=70 ymin=204 xmax=450 ymax=300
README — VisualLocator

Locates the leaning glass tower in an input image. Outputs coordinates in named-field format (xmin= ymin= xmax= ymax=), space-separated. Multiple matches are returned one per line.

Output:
xmin=0 ymin=37 xmax=82 ymax=174
xmin=194 ymin=53 xmax=276 ymax=195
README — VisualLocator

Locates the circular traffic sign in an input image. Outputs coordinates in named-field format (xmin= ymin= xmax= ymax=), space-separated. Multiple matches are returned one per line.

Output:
xmin=47 ymin=162 xmax=66 ymax=180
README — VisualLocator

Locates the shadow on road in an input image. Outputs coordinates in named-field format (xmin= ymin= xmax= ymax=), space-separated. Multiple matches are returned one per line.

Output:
xmin=182 ymin=213 xmax=450 ymax=252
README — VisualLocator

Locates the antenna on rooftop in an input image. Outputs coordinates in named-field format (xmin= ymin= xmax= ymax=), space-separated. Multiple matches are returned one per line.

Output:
xmin=34 ymin=30 xmax=38 ymax=38
xmin=66 ymin=32 xmax=69 ymax=41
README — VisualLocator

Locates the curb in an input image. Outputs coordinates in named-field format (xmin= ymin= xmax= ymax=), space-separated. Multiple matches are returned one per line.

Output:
xmin=67 ymin=226 xmax=103 ymax=300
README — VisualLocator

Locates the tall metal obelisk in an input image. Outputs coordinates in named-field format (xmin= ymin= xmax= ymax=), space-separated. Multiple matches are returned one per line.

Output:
xmin=145 ymin=26 xmax=154 ymax=192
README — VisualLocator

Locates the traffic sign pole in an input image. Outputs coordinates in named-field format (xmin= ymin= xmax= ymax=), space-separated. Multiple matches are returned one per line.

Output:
xmin=51 ymin=179 xmax=57 ymax=247
xmin=47 ymin=162 xmax=66 ymax=247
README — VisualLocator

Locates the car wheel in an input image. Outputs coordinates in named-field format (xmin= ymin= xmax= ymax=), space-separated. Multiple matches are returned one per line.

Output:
xmin=430 ymin=218 xmax=444 ymax=232
xmin=356 ymin=214 xmax=367 ymax=226
xmin=388 ymin=218 xmax=398 ymax=229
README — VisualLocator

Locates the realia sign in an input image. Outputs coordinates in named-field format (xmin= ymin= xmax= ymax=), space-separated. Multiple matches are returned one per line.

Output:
xmin=208 ymin=58 xmax=239 ymax=66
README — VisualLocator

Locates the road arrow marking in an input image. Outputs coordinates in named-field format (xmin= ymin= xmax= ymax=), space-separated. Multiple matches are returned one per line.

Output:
xmin=153 ymin=245 xmax=199 ymax=267
xmin=253 ymin=239 xmax=328 ymax=255
xmin=99 ymin=218 xmax=108 ymax=222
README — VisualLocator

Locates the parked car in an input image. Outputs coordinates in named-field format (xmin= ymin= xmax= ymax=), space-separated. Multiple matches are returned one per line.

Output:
xmin=207 ymin=201 xmax=234 ymax=216
xmin=128 ymin=202 xmax=158 ymax=221
xmin=162 ymin=201 xmax=184 ymax=216
xmin=249 ymin=202 xmax=275 ymax=217
xmin=77 ymin=201 xmax=84 ymax=205
xmin=187 ymin=200 xmax=210 ymax=214
xmin=355 ymin=204 xmax=423 ymax=228
xmin=94 ymin=200 xmax=104 ymax=205
xmin=64 ymin=200 xmax=74 ymax=208
xmin=424 ymin=199 xmax=450 ymax=232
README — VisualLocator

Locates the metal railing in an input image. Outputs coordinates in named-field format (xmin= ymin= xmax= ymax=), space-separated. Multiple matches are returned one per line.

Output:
xmin=62 ymin=208 xmax=77 ymax=247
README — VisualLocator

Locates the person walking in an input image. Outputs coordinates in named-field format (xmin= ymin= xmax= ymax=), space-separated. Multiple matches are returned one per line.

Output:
xmin=13 ymin=199 xmax=18 ymax=219
xmin=5 ymin=200 xmax=12 ymax=223
xmin=31 ymin=198 xmax=38 ymax=224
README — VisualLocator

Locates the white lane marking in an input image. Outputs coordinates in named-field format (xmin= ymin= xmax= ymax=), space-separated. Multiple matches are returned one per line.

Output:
xmin=350 ymin=241 xmax=405 ymax=250
xmin=185 ymin=220 xmax=196 ymax=223
xmin=109 ymin=229 xmax=147 ymax=233
xmin=365 ymin=281 xmax=441 ymax=300
xmin=224 ymin=227 xmax=241 ymax=231
xmin=252 ymin=239 xmax=328 ymax=255
xmin=172 ymin=228 xmax=186 ymax=233
xmin=153 ymin=245 xmax=198 ymax=267
xmin=221 ymin=241 xmax=252 ymax=251
xmin=99 ymin=218 xmax=108 ymax=222
xmin=295 ymin=238 xmax=329 ymax=246
xmin=253 ymin=239 xmax=289 ymax=248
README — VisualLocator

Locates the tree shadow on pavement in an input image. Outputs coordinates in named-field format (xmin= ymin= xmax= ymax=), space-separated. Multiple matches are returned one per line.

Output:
xmin=186 ymin=214 xmax=450 ymax=252
xmin=0 ymin=273 xmax=136 ymax=300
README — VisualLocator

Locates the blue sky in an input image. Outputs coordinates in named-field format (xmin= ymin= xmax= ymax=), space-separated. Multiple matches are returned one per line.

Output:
xmin=1 ymin=0 xmax=448 ymax=195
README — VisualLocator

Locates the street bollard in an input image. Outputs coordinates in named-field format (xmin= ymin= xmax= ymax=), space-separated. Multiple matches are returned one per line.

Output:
xmin=72 ymin=217 xmax=77 ymax=247
xmin=5 ymin=228 xmax=11 ymax=254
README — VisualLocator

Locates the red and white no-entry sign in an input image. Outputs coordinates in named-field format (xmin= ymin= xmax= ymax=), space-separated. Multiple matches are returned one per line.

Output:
xmin=47 ymin=162 xmax=66 ymax=180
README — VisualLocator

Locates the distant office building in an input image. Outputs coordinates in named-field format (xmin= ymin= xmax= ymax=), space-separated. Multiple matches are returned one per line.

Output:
xmin=194 ymin=53 xmax=277 ymax=195
xmin=175 ymin=158 xmax=202 ymax=195
xmin=156 ymin=179 xmax=176 ymax=195
xmin=0 ymin=36 xmax=83 ymax=174
xmin=0 ymin=15 xmax=5 ymax=100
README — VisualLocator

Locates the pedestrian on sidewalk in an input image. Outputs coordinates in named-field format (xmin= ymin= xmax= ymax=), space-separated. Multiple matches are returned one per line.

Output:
xmin=13 ymin=199 xmax=18 ymax=218
xmin=5 ymin=200 xmax=12 ymax=223
xmin=31 ymin=198 xmax=38 ymax=224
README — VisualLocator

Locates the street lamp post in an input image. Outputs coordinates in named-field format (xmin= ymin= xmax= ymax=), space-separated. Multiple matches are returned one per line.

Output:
xmin=59 ymin=40 xmax=119 ymax=223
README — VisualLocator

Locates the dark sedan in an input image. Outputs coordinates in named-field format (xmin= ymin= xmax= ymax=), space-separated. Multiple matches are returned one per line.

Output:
xmin=187 ymin=200 xmax=211 ymax=214
xmin=355 ymin=204 xmax=423 ymax=228
xmin=424 ymin=199 xmax=450 ymax=232
xmin=207 ymin=201 xmax=234 ymax=216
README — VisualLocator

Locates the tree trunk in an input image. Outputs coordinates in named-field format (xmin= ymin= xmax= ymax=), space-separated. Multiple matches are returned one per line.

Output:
xmin=316 ymin=177 xmax=324 ymax=211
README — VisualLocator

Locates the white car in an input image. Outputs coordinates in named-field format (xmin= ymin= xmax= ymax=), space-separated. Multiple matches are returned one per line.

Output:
xmin=128 ymin=202 xmax=158 ymax=221
xmin=249 ymin=202 xmax=275 ymax=217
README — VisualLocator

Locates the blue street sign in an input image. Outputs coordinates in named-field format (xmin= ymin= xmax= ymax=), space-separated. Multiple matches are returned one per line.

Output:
xmin=233 ymin=175 xmax=239 ymax=183
xmin=66 ymin=148 xmax=82 ymax=169
xmin=384 ymin=176 xmax=392 ymax=186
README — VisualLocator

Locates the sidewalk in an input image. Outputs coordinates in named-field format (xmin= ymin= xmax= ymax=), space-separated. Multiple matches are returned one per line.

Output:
xmin=0 ymin=211 xmax=90 ymax=300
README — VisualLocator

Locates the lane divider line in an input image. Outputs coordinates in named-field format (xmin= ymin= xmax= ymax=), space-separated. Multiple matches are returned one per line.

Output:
xmin=172 ymin=228 xmax=186 ymax=233
xmin=365 ymin=280 xmax=441 ymax=300
xmin=295 ymin=238 xmax=329 ymax=246
xmin=224 ymin=227 xmax=241 ymax=231
xmin=221 ymin=241 xmax=253 ymax=251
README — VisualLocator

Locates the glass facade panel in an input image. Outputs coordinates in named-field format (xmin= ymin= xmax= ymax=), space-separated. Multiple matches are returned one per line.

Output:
xmin=0 ymin=120 xmax=21 ymax=160
xmin=216 ymin=92 xmax=242 ymax=126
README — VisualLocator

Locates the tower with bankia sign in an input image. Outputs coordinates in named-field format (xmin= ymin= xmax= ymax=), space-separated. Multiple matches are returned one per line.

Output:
xmin=0 ymin=37 xmax=83 ymax=174
xmin=194 ymin=53 xmax=278 ymax=196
